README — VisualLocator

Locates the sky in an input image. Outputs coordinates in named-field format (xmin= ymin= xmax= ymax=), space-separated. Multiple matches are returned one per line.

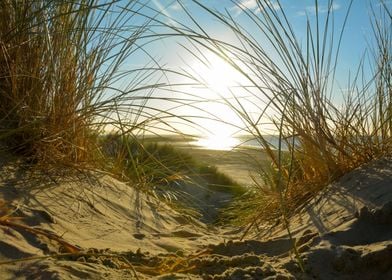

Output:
xmin=112 ymin=0 xmax=391 ymax=141
xmin=152 ymin=0 xmax=378 ymax=75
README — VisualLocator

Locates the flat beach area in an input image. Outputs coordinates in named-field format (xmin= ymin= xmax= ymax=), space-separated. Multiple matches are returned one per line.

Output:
xmin=177 ymin=144 xmax=269 ymax=186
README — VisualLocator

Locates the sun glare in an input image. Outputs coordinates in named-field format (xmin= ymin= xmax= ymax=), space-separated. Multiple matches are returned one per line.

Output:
xmin=184 ymin=52 xmax=251 ymax=148
xmin=193 ymin=107 xmax=242 ymax=150
xmin=180 ymin=53 xmax=258 ymax=147
xmin=195 ymin=134 xmax=240 ymax=150
xmin=191 ymin=53 xmax=241 ymax=95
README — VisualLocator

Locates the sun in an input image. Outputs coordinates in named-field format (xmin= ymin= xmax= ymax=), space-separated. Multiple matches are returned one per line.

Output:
xmin=192 ymin=103 xmax=242 ymax=150
xmin=182 ymin=52 xmax=251 ymax=149
xmin=195 ymin=134 xmax=240 ymax=150
xmin=190 ymin=53 xmax=241 ymax=95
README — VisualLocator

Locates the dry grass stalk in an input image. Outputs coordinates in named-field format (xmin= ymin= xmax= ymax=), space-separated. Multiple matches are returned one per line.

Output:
xmin=174 ymin=0 xmax=391 ymax=226
xmin=0 ymin=1 xmax=162 ymax=169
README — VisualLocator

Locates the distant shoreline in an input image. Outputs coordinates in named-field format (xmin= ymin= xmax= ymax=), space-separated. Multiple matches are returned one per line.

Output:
xmin=141 ymin=135 xmax=276 ymax=186
xmin=177 ymin=144 xmax=269 ymax=187
xmin=142 ymin=134 xmax=290 ymax=151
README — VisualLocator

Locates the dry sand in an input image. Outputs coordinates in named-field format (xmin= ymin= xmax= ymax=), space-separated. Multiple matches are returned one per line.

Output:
xmin=0 ymin=155 xmax=391 ymax=279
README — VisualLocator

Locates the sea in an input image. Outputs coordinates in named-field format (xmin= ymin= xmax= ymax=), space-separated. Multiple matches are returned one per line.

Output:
xmin=192 ymin=135 xmax=293 ymax=151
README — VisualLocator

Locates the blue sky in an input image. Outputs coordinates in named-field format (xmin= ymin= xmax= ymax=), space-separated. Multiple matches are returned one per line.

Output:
xmin=115 ymin=0 xmax=391 ymax=137
xmin=152 ymin=0 xmax=378 ymax=70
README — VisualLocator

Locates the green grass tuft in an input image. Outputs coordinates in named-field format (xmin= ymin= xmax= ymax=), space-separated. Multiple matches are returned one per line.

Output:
xmin=100 ymin=134 xmax=245 ymax=220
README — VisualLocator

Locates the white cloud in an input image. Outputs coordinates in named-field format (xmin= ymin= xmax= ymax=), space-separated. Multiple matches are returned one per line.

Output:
xmin=231 ymin=0 xmax=280 ymax=17
xmin=239 ymin=0 xmax=260 ymax=10
xmin=152 ymin=0 xmax=177 ymax=26
xmin=170 ymin=2 xmax=182 ymax=11
xmin=297 ymin=2 xmax=341 ymax=16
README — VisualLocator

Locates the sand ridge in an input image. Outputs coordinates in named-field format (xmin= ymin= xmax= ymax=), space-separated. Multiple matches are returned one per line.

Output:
xmin=0 ymin=157 xmax=391 ymax=279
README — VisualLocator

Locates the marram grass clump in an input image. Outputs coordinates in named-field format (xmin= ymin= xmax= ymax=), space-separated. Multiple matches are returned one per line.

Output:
xmin=100 ymin=134 xmax=245 ymax=222
xmin=176 ymin=0 xmax=392 ymax=228
xmin=101 ymin=134 xmax=243 ymax=194
xmin=0 ymin=1 xmax=155 ymax=167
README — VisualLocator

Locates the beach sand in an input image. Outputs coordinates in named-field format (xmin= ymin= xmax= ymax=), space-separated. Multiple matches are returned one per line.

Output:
xmin=169 ymin=140 xmax=271 ymax=187
xmin=0 ymin=154 xmax=391 ymax=279
xmin=148 ymin=137 xmax=270 ymax=186
xmin=182 ymin=147 xmax=268 ymax=187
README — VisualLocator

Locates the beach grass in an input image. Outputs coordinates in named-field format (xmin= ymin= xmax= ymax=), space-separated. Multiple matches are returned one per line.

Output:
xmin=100 ymin=134 xmax=244 ymax=219
xmin=0 ymin=0 xmax=245 ymax=223
xmin=1 ymin=0 xmax=391 ymax=232
xmin=0 ymin=1 xmax=164 ymax=168
xmin=172 ymin=0 xmax=391 ymax=225
xmin=0 ymin=1 xmax=392 ymax=278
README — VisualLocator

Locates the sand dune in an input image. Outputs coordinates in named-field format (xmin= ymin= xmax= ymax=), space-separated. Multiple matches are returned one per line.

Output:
xmin=1 ymin=157 xmax=391 ymax=279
